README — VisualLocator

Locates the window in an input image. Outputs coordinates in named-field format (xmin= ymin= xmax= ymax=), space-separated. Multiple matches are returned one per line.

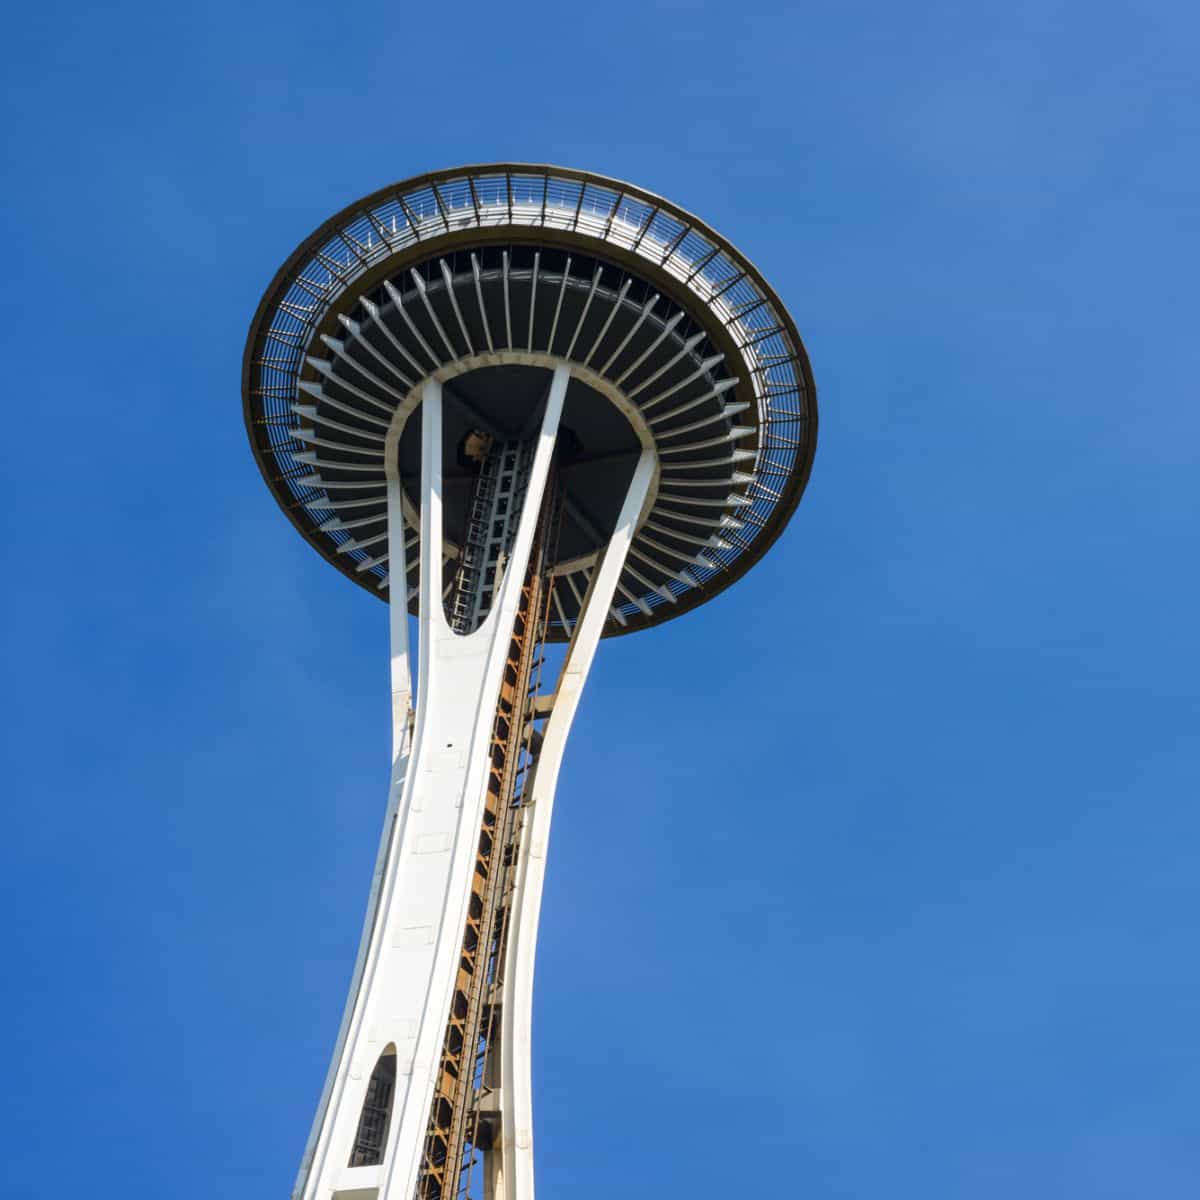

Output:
xmin=348 ymin=1047 xmax=397 ymax=1167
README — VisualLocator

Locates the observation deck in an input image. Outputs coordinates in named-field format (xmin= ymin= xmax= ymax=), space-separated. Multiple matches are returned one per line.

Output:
xmin=243 ymin=164 xmax=817 ymax=637
xmin=243 ymin=165 xmax=820 ymax=1200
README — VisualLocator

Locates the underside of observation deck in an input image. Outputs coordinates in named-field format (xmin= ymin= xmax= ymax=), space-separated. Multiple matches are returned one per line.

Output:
xmin=243 ymin=164 xmax=817 ymax=640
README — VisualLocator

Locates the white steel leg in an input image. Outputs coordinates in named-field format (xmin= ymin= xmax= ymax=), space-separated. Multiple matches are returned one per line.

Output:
xmin=295 ymin=367 xmax=567 ymax=1200
xmin=292 ymin=440 xmax=417 ymax=1200
xmin=497 ymin=448 xmax=656 ymax=1200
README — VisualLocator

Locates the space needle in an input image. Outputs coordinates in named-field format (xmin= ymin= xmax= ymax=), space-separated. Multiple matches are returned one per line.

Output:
xmin=242 ymin=164 xmax=817 ymax=1200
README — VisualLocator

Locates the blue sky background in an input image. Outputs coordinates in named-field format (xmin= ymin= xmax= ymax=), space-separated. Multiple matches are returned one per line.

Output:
xmin=2 ymin=1 xmax=1198 ymax=1196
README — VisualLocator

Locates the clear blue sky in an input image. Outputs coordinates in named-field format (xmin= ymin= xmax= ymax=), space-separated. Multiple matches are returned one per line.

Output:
xmin=2 ymin=2 xmax=1198 ymax=1196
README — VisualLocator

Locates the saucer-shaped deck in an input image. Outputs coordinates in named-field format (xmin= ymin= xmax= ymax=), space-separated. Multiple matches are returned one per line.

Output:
xmin=243 ymin=165 xmax=817 ymax=638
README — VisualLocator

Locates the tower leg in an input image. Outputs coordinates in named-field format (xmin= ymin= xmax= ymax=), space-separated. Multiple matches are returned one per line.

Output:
xmin=293 ymin=369 xmax=566 ymax=1200
xmin=496 ymin=448 xmax=655 ymax=1200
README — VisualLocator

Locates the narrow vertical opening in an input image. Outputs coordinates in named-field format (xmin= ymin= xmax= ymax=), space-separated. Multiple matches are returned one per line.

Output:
xmin=348 ymin=1046 xmax=397 ymax=1167
xmin=444 ymin=430 xmax=538 ymax=635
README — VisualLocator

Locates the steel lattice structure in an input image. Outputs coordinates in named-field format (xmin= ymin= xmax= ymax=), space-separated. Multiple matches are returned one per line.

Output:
xmin=242 ymin=164 xmax=817 ymax=1200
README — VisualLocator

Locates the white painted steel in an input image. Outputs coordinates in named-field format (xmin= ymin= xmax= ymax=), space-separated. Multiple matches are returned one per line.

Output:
xmin=295 ymin=368 xmax=567 ymax=1200
xmin=497 ymin=448 xmax=656 ymax=1200
xmin=291 ymin=449 xmax=417 ymax=1200
xmin=242 ymin=166 xmax=817 ymax=1200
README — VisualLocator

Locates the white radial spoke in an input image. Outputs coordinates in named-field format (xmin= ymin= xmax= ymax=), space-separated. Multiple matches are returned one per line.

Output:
xmin=642 ymin=517 xmax=732 ymax=550
xmin=317 ymin=512 xmax=396 ymax=533
xmin=502 ymin=250 xmax=513 ymax=347
xmin=335 ymin=317 xmax=417 ymax=389
xmin=440 ymin=259 xmax=475 ymax=356
xmin=627 ymin=335 xmax=710 ymax=400
xmin=658 ymin=471 xmax=753 ymax=489
xmin=384 ymin=279 xmax=442 ymax=369
xmin=304 ymin=363 xmax=397 ymax=418
xmin=616 ymin=577 xmax=652 ymax=616
xmin=353 ymin=550 xmax=389 ymax=573
xmin=546 ymin=258 xmax=571 ymax=353
xmin=526 ymin=251 xmax=540 ymax=351
xmin=598 ymin=291 xmax=657 ymax=375
xmin=641 ymin=364 xmax=732 ymax=417
xmin=583 ymin=278 xmax=631 ymax=365
xmin=292 ymin=429 xmax=387 ymax=456
xmin=657 ymin=425 xmax=755 ymax=453
xmin=655 ymin=490 xmax=748 ymax=509
xmin=470 ymin=253 xmax=495 ymax=352
xmin=625 ymin=551 xmax=685 ymax=599
xmin=319 ymin=336 xmax=411 ymax=399
xmin=295 ymin=454 xmax=384 ymax=473
xmin=298 ymin=470 xmax=390 ymax=490
xmin=655 ymin=404 xmax=749 ymax=441
xmin=653 ymin=504 xmax=743 ymax=530
xmin=336 ymin=531 xmax=388 ymax=555
xmin=304 ymin=492 xmax=386 ymax=511
xmin=661 ymin=448 xmax=756 ymax=469
xmin=613 ymin=310 xmax=684 ymax=386
xmin=564 ymin=265 xmax=602 ymax=358
xmin=410 ymin=269 xmax=457 ymax=360
xmin=358 ymin=298 xmax=428 ymax=378
xmin=635 ymin=531 xmax=715 ymax=569
xmin=298 ymin=382 xmax=392 ymax=430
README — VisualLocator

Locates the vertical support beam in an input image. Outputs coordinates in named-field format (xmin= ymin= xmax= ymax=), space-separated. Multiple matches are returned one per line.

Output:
xmin=497 ymin=448 xmax=656 ymax=1200
xmin=294 ymin=368 xmax=568 ymax=1200
xmin=387 ymin=437 xmax=414 ymax=764
xmin=291 ymin=419 xmax=416 ymax=1200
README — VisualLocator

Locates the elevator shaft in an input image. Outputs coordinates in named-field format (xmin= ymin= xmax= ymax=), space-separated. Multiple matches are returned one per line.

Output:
xmin=418 ymin=448 xmax=562 ymax=1200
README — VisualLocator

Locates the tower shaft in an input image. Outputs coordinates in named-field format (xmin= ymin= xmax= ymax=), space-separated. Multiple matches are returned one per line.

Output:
xmin=419 ymin=457 xmax=559 ymax=1199
xmin=293 ymin=367 xmax=654 ymax=1200
xmin=243 ymin=163 xmax=817 ymax=1200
